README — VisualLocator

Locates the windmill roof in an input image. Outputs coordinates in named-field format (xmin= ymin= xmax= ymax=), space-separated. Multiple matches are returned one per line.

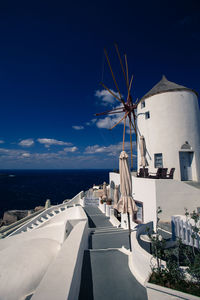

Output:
xmin=141 ymin=75 xmax=198 ymax=101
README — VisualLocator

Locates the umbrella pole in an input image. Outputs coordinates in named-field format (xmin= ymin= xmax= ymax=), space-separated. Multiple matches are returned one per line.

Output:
xmin=127 ymin=212 xmax=132 ymax=252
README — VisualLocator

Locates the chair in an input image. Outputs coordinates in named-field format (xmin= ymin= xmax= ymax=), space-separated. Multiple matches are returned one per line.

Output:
xmin=148 ymin=168 xmax=163 ymax=179
xmin=137 ymin=168 xmax=144 ymax=177
xmin=144 ymin=168 xmax=149 ymax=178
xmin=137 ymin=168 xmax=149 ymax=178
xmin=166 ymin=168 xmax=175 ymax=179
xmin=161 ymin=168 xmax=168 ymax=179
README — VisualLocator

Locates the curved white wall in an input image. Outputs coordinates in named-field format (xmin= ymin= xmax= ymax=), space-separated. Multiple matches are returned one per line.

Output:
xmin=137 ymin=90 xmax=200 ymax=181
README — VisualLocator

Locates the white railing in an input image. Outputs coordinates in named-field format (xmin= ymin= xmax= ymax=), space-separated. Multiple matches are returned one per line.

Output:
xmin=7 ymin=191 xmax=85 ymax=237
xmin=0 ymin=208 xmax=45 ymax=238
xmin=171 ymin=215 xmax=200 ymax=249
xmin=63 ymin=191 xmax=84 ymax=204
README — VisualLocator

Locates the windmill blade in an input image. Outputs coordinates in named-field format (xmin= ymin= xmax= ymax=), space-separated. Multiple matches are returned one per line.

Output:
xmin=135 ymin=97 xmax=139 ymax=104
xmin=127 ymin=75 xmax=133 ymax=101
xmin=129 ymin=115 xmax=136 ymax=133
xmin=123 ymin=117 xmax=126 ymax=151
xmin=100 ymin=82 xmax=124 ymax=104
xmin=124 ymin=54 xmax=129 ymax=89
xmin=129 ymin=115 xmax=137 ymax=148
xmin=129 ymin=118 xmax=133 ymax=169
xmin=104 ymin=48 xmax=124 ymax=104
xmin=132 ymin=112 xmax=138 ymax=146
xmin=114 ymin=43 xmax=129 ymax=91
xmin=110 ymin=111 xmax=129 ymax=130
xmin=95 ymin=106 xmax=124 ymax=116
xmin=96 ymin=110 xmax=124 ymax=116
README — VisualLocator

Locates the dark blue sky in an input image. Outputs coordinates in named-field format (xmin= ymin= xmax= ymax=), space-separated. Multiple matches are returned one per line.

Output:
xmin=0 ymin=0 xmax=199 ymax=169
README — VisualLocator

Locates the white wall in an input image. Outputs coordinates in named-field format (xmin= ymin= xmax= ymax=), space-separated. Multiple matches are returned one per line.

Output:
xmin=31 ymin=220 xmax=88 ymax=300
xmin=155 ymin=179 xmax=200 ymax=221
xmin=137 ymin=90 xmax=200 ymax=181
xmin=131 ymin=225 xmax=166 ymax=285
xmin=109 ymin=173 xmax=157 ymax=226
xmin=110 ymin=172 xmax=200 ymax=225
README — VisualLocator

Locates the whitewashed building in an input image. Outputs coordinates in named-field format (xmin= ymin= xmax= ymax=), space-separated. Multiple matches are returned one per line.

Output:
xmin=137 ymin=75 xmax=200 ymax=181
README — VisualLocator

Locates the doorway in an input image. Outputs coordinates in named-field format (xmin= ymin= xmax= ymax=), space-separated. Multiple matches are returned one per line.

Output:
xmin=179 ymin=151 xmax=193 ymax=181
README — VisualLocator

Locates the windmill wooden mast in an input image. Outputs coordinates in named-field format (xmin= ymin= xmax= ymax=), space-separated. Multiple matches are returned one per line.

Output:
xmin=96 ymin=44 xmax=139 ymax=168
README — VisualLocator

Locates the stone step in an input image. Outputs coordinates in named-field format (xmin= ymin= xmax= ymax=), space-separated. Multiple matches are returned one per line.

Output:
xmin=91 ymin=229 xmax=129 ymax=235
xmin=79 ymin=250 xmax=147 ymax=300
xmin=90 ymin=231 xmax=130 ymax=250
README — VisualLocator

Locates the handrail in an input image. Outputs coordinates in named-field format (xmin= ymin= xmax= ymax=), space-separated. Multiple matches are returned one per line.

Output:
xmin=0 ymin=209 xmax=45 ymax=237
xmin=6 ymin=190 xmax=85 ymax=238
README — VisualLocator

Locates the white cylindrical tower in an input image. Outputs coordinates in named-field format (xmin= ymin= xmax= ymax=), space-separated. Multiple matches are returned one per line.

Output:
xmin=137 ymin=75 xmax=200 ymax=181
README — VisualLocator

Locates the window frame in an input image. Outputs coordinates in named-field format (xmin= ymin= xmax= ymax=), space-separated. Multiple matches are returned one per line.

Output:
xmin=141 ymin=101 xmax=145 ymax=109
xmin=145 ymin=111 xmax=150 ymax=119
xmin=154 ymin=153 xmax=163 ymax=168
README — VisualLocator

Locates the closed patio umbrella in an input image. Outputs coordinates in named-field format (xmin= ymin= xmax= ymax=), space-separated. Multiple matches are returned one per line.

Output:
xmin=117 ymin=151 xmax=137 ymax=251
xmin=139 ymin=135 xmax=148 ymax=177
xmin=102 ymin=181 xmax=107 ymax=200
xmin=113 ymin=185 xmax=119 ymax=209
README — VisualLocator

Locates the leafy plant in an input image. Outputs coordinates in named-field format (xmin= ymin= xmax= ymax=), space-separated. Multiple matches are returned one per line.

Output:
xmin=148 ymin=207 xmax=200 ymax=296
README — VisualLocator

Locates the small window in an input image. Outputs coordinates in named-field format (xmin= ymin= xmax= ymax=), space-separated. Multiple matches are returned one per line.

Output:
xmin=154 ymin=153 xmax=163 ymax=168
xmin=145 ymin=111 xmax=150 ymax=119
xmin=141 ymin=101 xmax=145 ymax=108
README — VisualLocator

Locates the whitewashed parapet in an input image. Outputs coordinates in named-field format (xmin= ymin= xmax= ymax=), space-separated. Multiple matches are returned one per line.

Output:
xmin=131 ymin=223 xmax=166 ymax=285
xmin=0 ymin=208 xmax=45 ymax=238
xmin=63 ymin=191 xmax=84 ymax=205
xmin=31 ymin=220 xmax=88 ymax=300
xmin=146 ymin=282 xmax=200 ymax=300
xmin=7 ymin=191 xmax=84 ymax=237
xmin=109 ymin=208 xmax=120 ymax=227
xmin=172 ymin=215 xmax=200 ymax=249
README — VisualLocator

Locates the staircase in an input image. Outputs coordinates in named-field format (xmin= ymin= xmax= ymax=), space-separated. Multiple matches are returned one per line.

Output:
xmin=79 ymin=204 xmax=147 ymax=300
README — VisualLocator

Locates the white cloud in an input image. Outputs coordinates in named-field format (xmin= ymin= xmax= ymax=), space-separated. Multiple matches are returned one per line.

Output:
xmin=72 ymin=126 xmax=84 ymax=130
xmin=37 ymin=138 xmax=72 ymax=147
xmin=96 ymin=107 xmax=125 ymax=129
xmin=19 ymin=139 xmax=34 ymax=147
xmin=63 ymin=146 xmax=78 ymax=152
xmin=85 ymin=141 xmax=136 ymax=156
xmin=86 ymin=118 xmax=97 ymax=126
xmin=0 ymin=148 xmax=31 ymax=159
xmin=21 ymin=152 xmax=31 ymax=158
xmin=96 ymin=116 xmax=117 ymax=129
xmin=0 ymin=140 xmax=4 ymax=144
xmin=95 ymin=89 xmax=120 ymax=106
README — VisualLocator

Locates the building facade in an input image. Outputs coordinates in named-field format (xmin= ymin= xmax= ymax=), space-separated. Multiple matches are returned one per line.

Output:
xmin=137 ymin=75 xmax=200 ymax=181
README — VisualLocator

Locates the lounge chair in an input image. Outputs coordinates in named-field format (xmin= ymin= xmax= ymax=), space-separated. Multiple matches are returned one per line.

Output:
xmin=166 ymin=168 xmax=175 ymax=179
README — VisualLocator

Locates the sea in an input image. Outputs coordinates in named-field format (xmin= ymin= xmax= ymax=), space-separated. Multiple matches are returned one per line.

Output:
xmin=0 ymin=169 xmax=111 ymax=217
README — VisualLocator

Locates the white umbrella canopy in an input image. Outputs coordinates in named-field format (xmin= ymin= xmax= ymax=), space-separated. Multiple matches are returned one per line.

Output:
xmin=102 ymin=181 xmax=107 ymax=200
xmin=139 ymin=135 xmax=148 ymax=167
xmin=113 ymin=185 xmax=119 ymax=209
xmin=117 ymin=151 xmax=138 ymax=214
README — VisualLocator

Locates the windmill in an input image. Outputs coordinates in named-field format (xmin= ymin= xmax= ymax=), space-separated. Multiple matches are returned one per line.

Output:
xmin=95 ymin=44 xmax=139 ymax=168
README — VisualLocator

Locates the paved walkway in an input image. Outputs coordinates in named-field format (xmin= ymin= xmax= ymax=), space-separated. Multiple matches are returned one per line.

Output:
xmin=79 ymin=205 xmax=147 ymax=300
xmin=184 ymin=181 xmax=200 ymax=189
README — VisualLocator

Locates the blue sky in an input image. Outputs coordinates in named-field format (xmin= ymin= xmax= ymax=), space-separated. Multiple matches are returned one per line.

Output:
xmin=0 ymin=0 xmax=199 ymax=169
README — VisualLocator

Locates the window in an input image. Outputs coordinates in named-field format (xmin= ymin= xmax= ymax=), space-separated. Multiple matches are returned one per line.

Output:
xmin=154 ymin=153 xmax=163 ymax=168
xmin=141 ymin=101 xmax=145 ymax=108
xmin=145 ymin=111 xmax=150 ymax=119
xmin=134 ymin=201 xmax=143 ymax=223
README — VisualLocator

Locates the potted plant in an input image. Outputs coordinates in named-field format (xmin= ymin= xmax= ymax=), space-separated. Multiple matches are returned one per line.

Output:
xmin=106 ymin=198 xmax=112 ymax=205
